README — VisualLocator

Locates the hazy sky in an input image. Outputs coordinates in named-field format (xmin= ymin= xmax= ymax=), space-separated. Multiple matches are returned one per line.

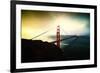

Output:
xmin=21 ymin=10 xmax=90 ymax=42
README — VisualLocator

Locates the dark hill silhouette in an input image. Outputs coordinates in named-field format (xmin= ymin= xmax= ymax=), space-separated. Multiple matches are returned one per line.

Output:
xmin=21 ymin=39 xmax=64 ymax=63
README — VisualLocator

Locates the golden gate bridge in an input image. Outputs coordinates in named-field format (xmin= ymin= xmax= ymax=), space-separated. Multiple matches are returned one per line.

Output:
xmin=31 ymin=25 xmax=79 ymax=48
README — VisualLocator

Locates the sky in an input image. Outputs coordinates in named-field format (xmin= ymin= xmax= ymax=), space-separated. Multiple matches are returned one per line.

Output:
xmin=21 ymin=10 xmax=90 ymax=42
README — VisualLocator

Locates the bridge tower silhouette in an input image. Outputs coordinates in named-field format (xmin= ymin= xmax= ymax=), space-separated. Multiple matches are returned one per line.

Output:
xmin=56 ymin=25 xmax=60 ymax=48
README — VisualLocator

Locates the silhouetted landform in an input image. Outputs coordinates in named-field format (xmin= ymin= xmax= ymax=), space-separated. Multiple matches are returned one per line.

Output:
xmin=21 ymin=39 xmax=64 ymax=63
xmin=21 ymin=35 xmax=90 ymax=63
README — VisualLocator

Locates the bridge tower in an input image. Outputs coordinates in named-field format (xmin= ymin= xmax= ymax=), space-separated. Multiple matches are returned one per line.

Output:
xmin=56 ymin=25 xmax=60 ymax=48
